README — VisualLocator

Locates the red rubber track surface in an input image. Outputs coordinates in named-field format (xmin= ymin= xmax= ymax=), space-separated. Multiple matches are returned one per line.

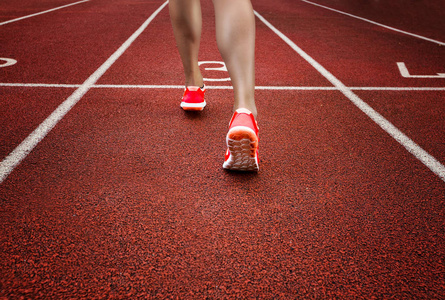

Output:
xmin=1 ymin=0 xmax=444 ymax=298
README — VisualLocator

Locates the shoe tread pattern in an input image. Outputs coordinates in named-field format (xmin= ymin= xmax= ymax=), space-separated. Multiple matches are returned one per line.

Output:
xmin=224 ymin=127 xmax=259 ymax=171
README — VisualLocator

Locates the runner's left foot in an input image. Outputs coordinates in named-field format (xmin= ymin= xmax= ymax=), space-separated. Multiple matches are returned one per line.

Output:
xmin=180 ymin=86 xmax=206 ymax=111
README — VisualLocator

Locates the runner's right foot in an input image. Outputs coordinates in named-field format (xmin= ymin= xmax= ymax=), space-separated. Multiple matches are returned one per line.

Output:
xmin=223 ymin=108 xmax=259 ymax=171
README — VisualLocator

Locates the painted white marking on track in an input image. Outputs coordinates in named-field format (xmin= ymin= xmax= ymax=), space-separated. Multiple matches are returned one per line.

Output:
xmin=0 ymin=0 xmax=90 ymax=26
xmin=0 ymin=1 xmax=169 ymax=183
xmin=199 ymin=61 xmax=231 ymax=82
xmin=349 ymin=87 xmax=445 ymax=91
xmin=301 ymin=0 xmax=445 ymax=46
xmin=255 ymin=10 xmax=445 ymax=182
xmin=1 ymin=82 xmax=445 ymax=91
xmin=0 ymin=58 xmax=17 ymax=67
xmin=0 ymin=83 xmax=80 ymax=88
xmin=397 ymin=62 xmax=445 ymax=78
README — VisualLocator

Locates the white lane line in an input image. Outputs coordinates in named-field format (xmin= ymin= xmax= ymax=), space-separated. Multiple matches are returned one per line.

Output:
xmin=0 ymin=1 xmax=169 ymax=183
xmin=254 ymin=10 xmax=445 ymax=182
xmin=93 ymin=84 xmax=338 ymax=90
xmin=95 ymin=84 xmax=184 ymax=89
xmin=350 ymin=87 xmax=445 ymax=91
xmin=0 ymin=83 xmax=80 ymax=88
xmin=2 ymin=83 xmax=445 ymax=91
xmin=301 ymin=0 xmax=445 ymax=47
xmin=0 ymin=0 xmax=90 ymax=26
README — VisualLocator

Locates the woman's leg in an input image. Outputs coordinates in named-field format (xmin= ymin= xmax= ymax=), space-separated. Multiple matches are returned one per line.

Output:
xmin=212 ymin=0 xmax=257 ymax=117
xmin=169 ymin=0 xmax=204 ymax=88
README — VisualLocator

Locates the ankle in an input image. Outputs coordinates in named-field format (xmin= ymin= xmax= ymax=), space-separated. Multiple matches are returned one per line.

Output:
xmin=185 ymin=72 xmax=203 ymax=88
xmin=234 ymin=106 xmax=257 ymax=118
xmin=185 ymin=81 xmax=204 ymax=88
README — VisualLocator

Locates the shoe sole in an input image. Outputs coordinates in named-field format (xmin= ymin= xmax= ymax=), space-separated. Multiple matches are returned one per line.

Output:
xmin=181 ymin=101 xmax=206 ymax=111
xmin=223 ymin=126 xmax=259 ymax=171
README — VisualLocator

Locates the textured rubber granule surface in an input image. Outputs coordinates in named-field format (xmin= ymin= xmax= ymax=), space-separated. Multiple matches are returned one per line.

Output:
xmin=1 ymin=89 xmax=444 ymax=298
xmin=1 ymin=0 xmax=444 ymax=298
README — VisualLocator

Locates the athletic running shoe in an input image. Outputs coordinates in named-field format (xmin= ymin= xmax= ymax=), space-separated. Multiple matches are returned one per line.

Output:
xmin=223 ymin=108 xmax=259 ymax=171
xmin=180 ymin=86 xmax=206 ymax=111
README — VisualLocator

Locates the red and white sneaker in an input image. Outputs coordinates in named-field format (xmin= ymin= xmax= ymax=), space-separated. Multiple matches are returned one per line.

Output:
xmin=180 ymin=86 xmax=206 ymax=111
xmin=223 ymin=108 xmax=259 ymax=171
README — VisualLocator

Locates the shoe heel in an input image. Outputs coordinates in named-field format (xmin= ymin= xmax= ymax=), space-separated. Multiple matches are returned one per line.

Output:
xmin=224 ymin=126 xmax=259 ymax=171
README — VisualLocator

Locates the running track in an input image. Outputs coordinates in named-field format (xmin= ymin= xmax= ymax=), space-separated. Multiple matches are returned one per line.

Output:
xmin=1 ymin=0 xmax=444 ymax=298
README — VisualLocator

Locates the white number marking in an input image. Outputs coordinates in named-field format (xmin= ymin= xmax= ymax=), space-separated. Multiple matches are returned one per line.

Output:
xmin=397 ymin=62 xmax=445 ymax=78
xmin=0 ymin=58 xmax=17 ymax=67
xmin=198 ymin=61 xmax=231 ymax=82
